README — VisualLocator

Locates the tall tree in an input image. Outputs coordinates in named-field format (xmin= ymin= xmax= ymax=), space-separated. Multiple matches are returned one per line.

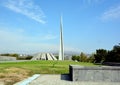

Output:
xmin=106 ymin=44 xmax=120 ymax=62
xmin=88 ymin=53 xmax=95 ymax=63
xmin=94 ymin=49 xmax=108 ymax=63
xmin=72 ymin=55 xmax=80 ymax=61
xmin=80 ymin=52 xmax=88 ymax=62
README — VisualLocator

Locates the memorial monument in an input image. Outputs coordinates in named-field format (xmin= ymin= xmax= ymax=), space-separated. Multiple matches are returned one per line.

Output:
xmin=31 ymin=16 xmax=64 ymax=60
xmin=31 ymin=53 xmax=57 ymax=60
xmin=59 ymin=16 xmax=64 ymax=60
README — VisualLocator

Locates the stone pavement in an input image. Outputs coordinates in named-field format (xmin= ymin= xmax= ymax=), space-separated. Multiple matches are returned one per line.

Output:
xmin=29 ymin=74 xmax=120 ymax=85
xmin=0 ymin=82 xmax=4 ymax=85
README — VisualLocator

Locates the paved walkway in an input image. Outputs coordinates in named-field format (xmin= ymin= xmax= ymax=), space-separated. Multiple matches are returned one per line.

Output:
xmin=0 ymin=82 xmax=4 ymax=85
xmin=29 ymin=74 xmax=120 ymax=85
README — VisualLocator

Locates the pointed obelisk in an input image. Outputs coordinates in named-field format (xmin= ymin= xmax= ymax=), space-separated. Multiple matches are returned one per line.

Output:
xmin=59 ymin=16 xmax=64 ymax=60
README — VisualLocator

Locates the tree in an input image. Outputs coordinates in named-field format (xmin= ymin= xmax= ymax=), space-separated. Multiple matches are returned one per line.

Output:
xmin=1 ymin=53 xmax=9 ymax=56
xmin=106 ymin=44 xmax=120 ymax=62
xmin=94 ymin=49 xmax=108 ymax=63
xmin=0 ymin=53 xmax=19 ymax=59
xmin=72 ymin=55 xmax=79 ymax=61
xmin=88 ymin=53 xmax=95 ymax=63
xmin=25 ymin=55 xmax=33 ymax=60
xmin=79 ymin=52 xmax=88 ymax=62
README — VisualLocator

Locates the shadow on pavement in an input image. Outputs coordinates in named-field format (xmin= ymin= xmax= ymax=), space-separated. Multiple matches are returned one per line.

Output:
xmin=61 ymin=74 xmax=71 ymax=81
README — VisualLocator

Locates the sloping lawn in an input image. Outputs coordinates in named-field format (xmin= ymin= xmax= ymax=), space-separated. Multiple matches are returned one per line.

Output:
xmin=0 ymin=60 xmax=97 ymax=85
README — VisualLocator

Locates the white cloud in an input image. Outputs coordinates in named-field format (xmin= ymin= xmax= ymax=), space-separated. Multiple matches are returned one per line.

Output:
xmin=0 ymin=29 xmax=80 ymax=54
xmin=0 ymin=29 xmax=24 ymax=42
xmin=0 ymin=29 xmax=57 ymax=42
xmin=64 ymin=46 xmax=80 ymax=53
xmin=101 ymin=5 xmax=120 ymax=21
xmin=43 ymin=34 xmax=57 ymax=40
xmin=0 ymin=29 xmax=58 ymax=53
xmin=4 ymin=0 xmax=46 ymax=24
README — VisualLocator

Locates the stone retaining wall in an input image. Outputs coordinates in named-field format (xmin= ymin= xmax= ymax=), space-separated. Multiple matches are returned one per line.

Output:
xmin=0 ymin=56 xmax=16 ymax=61
xmin=103 ymin=62 xmax=120 ymax=66
xmin=69 ymin=65 xmax=120 ymax=82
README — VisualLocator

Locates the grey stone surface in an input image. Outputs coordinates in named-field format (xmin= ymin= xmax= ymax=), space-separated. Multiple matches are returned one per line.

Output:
xmin=0 ymin=56 xmax=16 ymax=61
xmin=14 ymin=74 xmax=40 ymax=85
xmin=103 ymin=62 xmax=120 ymax=66
xmin=70 ymin=65 xmax=120 ymax=82
xmin=0 ymin=81 xmax=4 ymax=85
xmin=28 ymin=74 xmax=120 ymax=85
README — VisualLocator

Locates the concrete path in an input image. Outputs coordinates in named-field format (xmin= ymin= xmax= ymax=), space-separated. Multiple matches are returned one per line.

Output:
xmin=29 ymin=74 xmax=120 ymax=85
xmin=0 ymin=82 xmax=4 ymax=85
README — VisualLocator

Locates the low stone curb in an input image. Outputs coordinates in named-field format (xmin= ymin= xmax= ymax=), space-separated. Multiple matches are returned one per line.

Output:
xmin=14 ymin=74 xmax=40 ymax=85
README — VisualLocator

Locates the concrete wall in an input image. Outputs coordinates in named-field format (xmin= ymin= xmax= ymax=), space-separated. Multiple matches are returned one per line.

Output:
xmin=103 ymin=62 xmax=120 ymax=66
xmin=0 ymin=56 xmax=16 ymax=61
xmin=69 ymin=65 xmax=120 ymax=82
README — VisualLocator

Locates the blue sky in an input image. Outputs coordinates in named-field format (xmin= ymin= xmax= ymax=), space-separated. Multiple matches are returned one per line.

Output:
xmin=0 ymin=0 xmax=120 ymax=54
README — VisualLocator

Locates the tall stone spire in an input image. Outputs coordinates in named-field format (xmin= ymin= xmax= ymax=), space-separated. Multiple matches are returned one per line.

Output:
xmin=59 ymin=16 xmax=64 ymax=60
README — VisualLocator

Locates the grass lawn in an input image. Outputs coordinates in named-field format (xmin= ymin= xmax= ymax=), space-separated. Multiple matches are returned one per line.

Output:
xmin=0 ymin=60 xmax=97 ymax=85
xmin=0 ymin=60 xmax=97 ymax=74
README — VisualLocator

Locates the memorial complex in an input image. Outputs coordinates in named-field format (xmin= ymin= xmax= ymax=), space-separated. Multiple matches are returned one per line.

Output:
xmin=31 ymin=16 xmax=64 ymax=61
xmin=31 ymin=53 xmax=57 ymax=60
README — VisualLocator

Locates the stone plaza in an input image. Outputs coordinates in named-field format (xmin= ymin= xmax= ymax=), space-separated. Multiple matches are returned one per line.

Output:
xmin=14 ymin=65 xmax=120 ymax=85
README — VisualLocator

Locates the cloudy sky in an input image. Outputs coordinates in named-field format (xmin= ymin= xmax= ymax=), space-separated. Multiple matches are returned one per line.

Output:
xmin=0 ymin=0 xmax=120 ymax=54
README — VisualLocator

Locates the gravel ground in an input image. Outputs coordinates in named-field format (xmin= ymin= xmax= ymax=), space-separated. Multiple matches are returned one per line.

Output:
xmin=29 ymin=74 xmax=120 ymax=85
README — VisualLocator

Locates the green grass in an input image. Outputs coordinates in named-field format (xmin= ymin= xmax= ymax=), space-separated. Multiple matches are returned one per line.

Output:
xmin=0 ymin=60 xmax=97 ymax=75
xmin=0 ymin=60 xmax=98 ymax=85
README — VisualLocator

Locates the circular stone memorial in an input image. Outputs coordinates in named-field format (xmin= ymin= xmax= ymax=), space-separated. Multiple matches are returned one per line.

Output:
xmin=31 ymin=53 xmax=57 ymax=60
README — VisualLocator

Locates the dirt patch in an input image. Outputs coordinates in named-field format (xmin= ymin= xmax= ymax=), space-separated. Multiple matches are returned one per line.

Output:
xmin=0 ymin=67 xmax=30 ymax=85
